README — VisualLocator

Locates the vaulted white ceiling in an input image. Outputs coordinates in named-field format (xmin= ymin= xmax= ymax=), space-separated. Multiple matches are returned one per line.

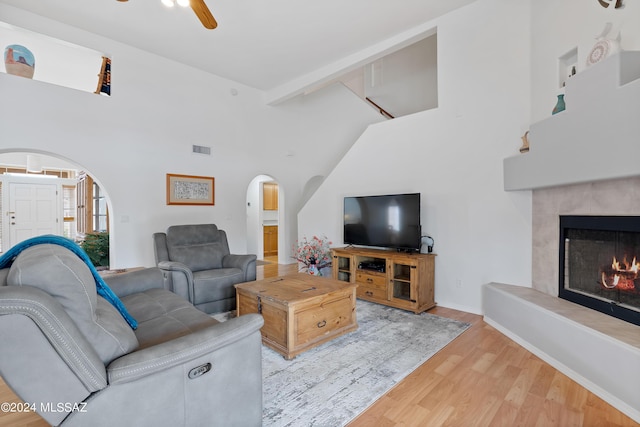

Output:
xmin=0 ymin=0 xmax=476 ymax=93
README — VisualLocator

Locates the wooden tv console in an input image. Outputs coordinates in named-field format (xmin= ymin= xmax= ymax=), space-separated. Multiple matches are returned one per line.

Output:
xmin=331 ymin=247 xmax=436 ymax=314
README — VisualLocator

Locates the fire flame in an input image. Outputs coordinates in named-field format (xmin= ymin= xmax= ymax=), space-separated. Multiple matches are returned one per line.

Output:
xmin=611 ymin=256 xmax=640 ymax=273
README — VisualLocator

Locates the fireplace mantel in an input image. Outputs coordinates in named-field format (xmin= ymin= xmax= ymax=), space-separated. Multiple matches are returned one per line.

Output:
xmin=504 ymin=51 xmax=640 ymax=191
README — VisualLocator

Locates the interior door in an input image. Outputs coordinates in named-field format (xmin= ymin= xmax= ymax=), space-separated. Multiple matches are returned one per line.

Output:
xmin=263 ymin=225 xmax=278 ymax=257
xmin=9 ymin=182 xmax=59 ymax=246
xmin=263 ymin=183 xmax=279 ymax=210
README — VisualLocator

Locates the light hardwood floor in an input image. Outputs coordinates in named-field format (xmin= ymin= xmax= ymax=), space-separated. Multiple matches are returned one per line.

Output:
xmin=347 ymin=305 xmax=639 ymax=427
xmin=1 ymin=263 xmax=637 ymax=427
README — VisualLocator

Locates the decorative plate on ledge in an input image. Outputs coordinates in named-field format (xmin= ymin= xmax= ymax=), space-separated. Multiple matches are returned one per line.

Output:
xmin=587 ymin=23 xmax=621 ymax=67
xmin=587 ymin=39 xmax=618 ymax=66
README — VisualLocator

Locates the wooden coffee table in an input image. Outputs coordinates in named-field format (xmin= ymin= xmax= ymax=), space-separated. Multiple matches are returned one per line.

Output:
xmin=235 ymin=274 xmax=358 ymax=359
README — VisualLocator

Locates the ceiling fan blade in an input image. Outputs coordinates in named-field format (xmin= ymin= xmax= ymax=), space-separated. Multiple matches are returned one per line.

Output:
xmin=190 ymin=0 xmax=217 ymax=29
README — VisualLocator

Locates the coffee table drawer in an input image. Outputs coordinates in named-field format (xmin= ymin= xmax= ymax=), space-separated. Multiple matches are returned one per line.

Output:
xmin=295 ymin=295 xmax=354 ymax=346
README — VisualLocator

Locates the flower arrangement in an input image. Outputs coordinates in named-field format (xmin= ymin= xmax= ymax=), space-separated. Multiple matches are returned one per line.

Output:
xmin=292 ymin=235 xmax=333 ymax=273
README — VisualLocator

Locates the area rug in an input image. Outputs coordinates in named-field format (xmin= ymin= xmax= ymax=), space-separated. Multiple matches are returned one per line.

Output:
xmin=262 ymin=300 xmax=470 ymax=426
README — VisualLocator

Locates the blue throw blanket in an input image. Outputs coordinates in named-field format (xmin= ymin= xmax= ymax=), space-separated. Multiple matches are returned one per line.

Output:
xmin=0 ymin=235 xmax=137 ymax=329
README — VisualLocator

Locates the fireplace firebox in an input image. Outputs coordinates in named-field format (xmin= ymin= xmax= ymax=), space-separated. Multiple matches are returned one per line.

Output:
xmin=559 ymin=215 xmax=640 ymax=327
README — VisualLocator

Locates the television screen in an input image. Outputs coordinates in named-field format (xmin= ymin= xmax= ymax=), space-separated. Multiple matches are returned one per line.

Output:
xmin=344 ymin=193 xmax=421 ymax=251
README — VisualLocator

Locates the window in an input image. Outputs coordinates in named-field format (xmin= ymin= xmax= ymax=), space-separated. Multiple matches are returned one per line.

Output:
xmin=77 ymin=173 xmax=108 ymax=235
xmin=63 ymin=185 xmax=76 ymax=239
xmin=92 ymin=182 xmax=107 ymax=232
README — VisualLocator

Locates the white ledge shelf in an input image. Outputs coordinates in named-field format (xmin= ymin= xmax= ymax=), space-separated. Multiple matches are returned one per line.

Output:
xmin=504 ymin=51 xmax=640 ymax=191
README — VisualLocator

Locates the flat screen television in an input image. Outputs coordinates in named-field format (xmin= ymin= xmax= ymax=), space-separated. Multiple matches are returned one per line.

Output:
xmin=343 ymin=193 xmax=421 ymax=251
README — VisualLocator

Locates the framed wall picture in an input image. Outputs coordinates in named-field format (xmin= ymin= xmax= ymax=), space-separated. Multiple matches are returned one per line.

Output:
xmin=166 ymin=173 xmax=215 ymax=206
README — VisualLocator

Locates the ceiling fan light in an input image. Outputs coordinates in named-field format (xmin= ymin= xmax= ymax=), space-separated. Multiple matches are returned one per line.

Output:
xmin=176 ymin=0 xmax=190 ymax=7
xmin=161 ymin=0 xmax=175 ymax=8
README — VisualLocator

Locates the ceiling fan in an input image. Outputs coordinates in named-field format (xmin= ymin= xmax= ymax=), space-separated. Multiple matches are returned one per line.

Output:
xmin=117 ymin=0 xmax=217 ymax=30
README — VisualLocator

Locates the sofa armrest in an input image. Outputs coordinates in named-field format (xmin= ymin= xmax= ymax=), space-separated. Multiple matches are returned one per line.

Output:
xmin=157 ymin=260 xmax=194 ymax=302
xmin=107 ymin=313 xmax=264 ymax=384
xmin=223 ymin=254 xmax=257 ymax=281
xmin=0 ymin=286 xmax=107 ymax=392
xmin=103 ymin=267 xmax=169 ymax=298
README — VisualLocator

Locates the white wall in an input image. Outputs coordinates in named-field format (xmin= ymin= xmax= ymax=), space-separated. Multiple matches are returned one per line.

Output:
xmin=0 ymin=4 xmax=382 ymax=268
xmin=298 ymin=0 xmax=533 ymax=314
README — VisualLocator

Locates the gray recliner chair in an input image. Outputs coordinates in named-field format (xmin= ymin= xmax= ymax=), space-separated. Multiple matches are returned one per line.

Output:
xmin=0 ymin=243 xmax=264 ymax=427
xmin=153 ymin=224 xmax=257 ymax=314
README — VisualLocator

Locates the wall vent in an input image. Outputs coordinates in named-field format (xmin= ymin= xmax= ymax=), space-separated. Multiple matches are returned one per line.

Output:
xmin=192 ymin=145 xmax=211 ymax=155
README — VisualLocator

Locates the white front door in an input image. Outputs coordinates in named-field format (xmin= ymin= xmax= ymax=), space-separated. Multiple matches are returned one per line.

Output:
xmin=9 ymin=182 xmax=59 ymax=246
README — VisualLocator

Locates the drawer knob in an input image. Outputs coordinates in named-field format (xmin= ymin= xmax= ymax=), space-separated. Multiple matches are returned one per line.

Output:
xmin=317 ymin=320 xmax=327 ymax=328
xmin=365 ymin=291 xmax=373 ymax=297
xmin=366 ymin=278 xmax=373 ymax=283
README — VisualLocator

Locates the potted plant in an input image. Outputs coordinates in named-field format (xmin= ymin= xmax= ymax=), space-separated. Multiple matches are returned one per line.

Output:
xmin=80 ymin=233 xmax=110 ymax=269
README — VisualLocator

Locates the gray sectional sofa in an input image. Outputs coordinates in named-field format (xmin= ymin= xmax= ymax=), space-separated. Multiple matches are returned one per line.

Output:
xmin=0 ymin=243 xmax=263 ymax=427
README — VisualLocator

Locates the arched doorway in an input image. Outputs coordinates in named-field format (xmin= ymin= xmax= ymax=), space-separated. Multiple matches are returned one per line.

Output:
xmin=246 ymin=175 xmax=285 ymax=264
xmin=0 ymin=150 xmax=114 ymax=266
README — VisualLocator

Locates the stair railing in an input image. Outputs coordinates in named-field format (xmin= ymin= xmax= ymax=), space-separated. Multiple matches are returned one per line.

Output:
xmin=365 ymin=97 xmax=394 ymax=119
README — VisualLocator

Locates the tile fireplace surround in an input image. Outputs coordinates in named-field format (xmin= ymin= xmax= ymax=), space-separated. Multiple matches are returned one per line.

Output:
xmin=485 ymin=52 xmax=640 ymax=423
xmin=532 ymin=176 xmax=640 ymax=296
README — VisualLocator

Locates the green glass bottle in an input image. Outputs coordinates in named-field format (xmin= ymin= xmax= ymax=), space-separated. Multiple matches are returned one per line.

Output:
xmin=552 ymin=94 xmax=565 ymax=115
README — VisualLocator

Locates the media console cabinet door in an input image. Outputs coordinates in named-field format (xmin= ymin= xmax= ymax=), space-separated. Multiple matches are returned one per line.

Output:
xmin=332 ymin=252 xmax=354 ymax=283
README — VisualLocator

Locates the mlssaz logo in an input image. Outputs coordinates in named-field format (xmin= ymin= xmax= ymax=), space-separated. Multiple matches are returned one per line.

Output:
xmin=188 ymin=363 xmax=212 ymax=379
